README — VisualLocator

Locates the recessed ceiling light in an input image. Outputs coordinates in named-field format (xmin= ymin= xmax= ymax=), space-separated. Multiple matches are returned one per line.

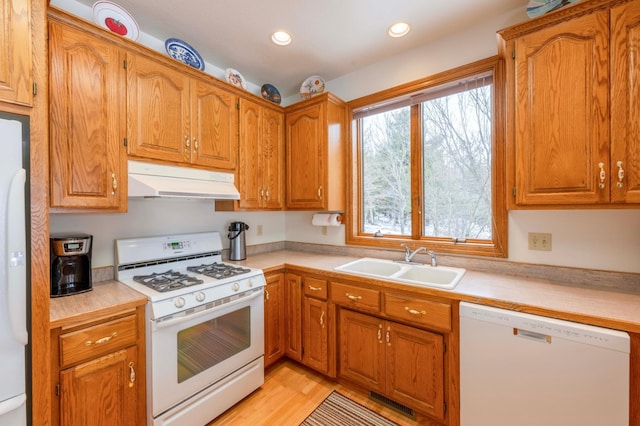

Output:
xmin=271 ymin=30 xmax=292 ymax=46
xmin=388 ymin=22 xmax=411 ymax=38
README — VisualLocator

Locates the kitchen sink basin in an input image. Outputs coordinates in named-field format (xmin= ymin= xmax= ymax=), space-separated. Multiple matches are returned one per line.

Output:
xmin=335 ymin=257 xmax=465 ymax=290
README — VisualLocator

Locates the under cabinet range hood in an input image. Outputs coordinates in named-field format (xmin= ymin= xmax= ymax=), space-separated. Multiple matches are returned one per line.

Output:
xmin=128 ymin=160 xmax=240 ymax=199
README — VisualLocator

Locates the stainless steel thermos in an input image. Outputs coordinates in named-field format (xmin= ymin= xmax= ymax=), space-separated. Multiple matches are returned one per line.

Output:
xmin=228 ymin=222 xmax=249 ymax=260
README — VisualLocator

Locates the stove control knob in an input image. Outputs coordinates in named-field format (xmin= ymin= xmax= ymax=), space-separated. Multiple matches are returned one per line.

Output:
xmin=174 ymin=297 xmax=186 ymax=308
xmin=195 ymin=292 xmax=206 ymax=302
xmin=231 ymin=282 xmax=240 ymax=292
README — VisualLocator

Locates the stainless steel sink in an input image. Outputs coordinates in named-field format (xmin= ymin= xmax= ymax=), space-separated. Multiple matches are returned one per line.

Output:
xmin=335 ymin=257 xmax=465 ymax=290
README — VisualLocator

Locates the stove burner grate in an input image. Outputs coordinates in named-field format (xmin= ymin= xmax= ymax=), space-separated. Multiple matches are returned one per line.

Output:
xmin=133 ymin=270 xmax=204 ymax=292
xmin=187 ymin=262 xmax=251 ymax=280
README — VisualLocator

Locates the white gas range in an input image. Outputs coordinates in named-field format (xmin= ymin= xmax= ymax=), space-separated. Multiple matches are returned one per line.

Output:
xmin=116 ymin=232 xmax=265 ymax=426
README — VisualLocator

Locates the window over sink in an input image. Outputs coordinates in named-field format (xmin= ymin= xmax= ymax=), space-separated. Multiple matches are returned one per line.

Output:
xmin=347 ymin=57 xmax=507 ymax=257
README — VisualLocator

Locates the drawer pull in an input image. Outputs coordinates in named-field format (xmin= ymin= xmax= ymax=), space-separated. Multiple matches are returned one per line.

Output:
xmin=308 ymin=285 xmax=323 ymax=292
xmin=320 ymin=311 xmax=325 ymax=327
xmin=346 ymin=293 xmax=362 ymax=301
xmin=85 ymin=332 xmax=117 ymax=346
xmin=128 ymin=362 xmax=136 ymax=388
xmin=405 ymin=307 xmax=427 ymax=316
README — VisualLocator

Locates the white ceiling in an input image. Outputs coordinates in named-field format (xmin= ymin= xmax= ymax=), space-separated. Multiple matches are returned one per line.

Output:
xmin=72 ymin=0 xmax=529 ymax=98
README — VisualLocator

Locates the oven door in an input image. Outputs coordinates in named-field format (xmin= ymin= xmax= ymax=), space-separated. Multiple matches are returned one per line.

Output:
xmin=148 ymin=287 xmax=264 ymax=418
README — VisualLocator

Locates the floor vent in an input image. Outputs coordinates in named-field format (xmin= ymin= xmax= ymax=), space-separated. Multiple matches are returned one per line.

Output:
xmin=368 ymin=391 xmax=416 ymax=420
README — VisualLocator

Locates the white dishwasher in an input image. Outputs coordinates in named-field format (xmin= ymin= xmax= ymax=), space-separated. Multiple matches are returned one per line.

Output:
xmin=459 ymin=302 xmax=630 ymax=426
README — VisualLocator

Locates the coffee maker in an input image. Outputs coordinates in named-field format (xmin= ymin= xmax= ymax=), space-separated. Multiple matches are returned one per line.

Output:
xmin=50 ymin=233 xmax=93 ymax=297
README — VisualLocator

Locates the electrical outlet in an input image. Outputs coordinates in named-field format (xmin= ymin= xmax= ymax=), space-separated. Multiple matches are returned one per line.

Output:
xmin=528 ymin=232 xmax=552 ymax=251
xmin=256 ymin=225 xmax=263 ymax=236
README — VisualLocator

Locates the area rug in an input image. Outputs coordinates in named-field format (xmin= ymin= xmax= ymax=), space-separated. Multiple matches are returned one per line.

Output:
xmin=300 ymin=391 xmax=399 ymax=426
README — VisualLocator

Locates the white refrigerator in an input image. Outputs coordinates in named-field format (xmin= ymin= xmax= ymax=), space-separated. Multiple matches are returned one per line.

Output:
xmin=0 ymin=113 xmax=29 ymax=425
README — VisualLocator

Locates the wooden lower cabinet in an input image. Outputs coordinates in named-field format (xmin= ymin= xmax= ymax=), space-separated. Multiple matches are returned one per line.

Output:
xmin=264 ymin=272 xmax=285 ymax=368
xmin=59 ymin=346 xmax=138 ymax=426
xmin=339 ymin=309 xmax=446 ymax=421
xmin=51 ymin=307 xmax=146 ymax=426
xmin=284 ymin=272 xmax=303 ymax=361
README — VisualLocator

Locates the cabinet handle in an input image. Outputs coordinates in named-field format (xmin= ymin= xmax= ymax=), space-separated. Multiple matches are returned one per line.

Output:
xmin=265 ymin=189 xmax=270 ymax=201
xmin=128 ymin=362 xmax=136 ymax=388
xmin=265 ymin=288 xmax=270 ymax=301
xmin=317 ymin=186 xmax=323 ymax=199
xmin=184 ymin=134 xmax=191 ymax=152
xmin=346 ymin=293 xmax=362 ymax=301
xmin=111 ymin=173 xmax=118 ymax=195
xmin=405 ymin=306 xmax=427 ymax=316
xmin=617 ymin=161 xmax=625 ymax=188
xmin=598 ymin=162 xmax=606 ymax=189
xmin=320 ymin=311 xmax=325 ymax=327
xmin=193 ymin=139 xmax=199 ymax=153
xmin=308 ymin=285 xmax=323 ymax=292
xmin=260 ymin=188 xmax=265 ymax=200
xmin=377 ymin=324 xmax=382 ymax=341
xmin=85 ymin=332 xmax=117 ymax=346
xmin=385 ymin=329 xmax=390 ymax=345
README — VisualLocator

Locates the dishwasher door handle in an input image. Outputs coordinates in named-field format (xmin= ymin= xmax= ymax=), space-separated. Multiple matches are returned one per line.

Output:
xmin=513 ymin=328 xmax=552 ymax=344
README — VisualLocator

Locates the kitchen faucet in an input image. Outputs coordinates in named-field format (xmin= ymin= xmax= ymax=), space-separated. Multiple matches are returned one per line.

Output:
xmin=401 ymin=244 xmax=437 ymax=266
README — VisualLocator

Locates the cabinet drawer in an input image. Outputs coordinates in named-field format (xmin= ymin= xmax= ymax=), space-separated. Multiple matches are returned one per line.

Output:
xmin=384 ymin=294 xmax=451 ymax=331
xmin=331 ymin=282 xmax=380 ymax=313
xmin=60 ymin=314 xmax=138 ymax=367
xmin=304 ymin=277 xmax=328 ymax=300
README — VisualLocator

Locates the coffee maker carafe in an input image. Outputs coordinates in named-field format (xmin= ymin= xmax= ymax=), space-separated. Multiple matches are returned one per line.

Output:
xmin=228 ymin=222 xmax=249 ymax=261
xmin=50 ymin=233 xmax=93 ymax=297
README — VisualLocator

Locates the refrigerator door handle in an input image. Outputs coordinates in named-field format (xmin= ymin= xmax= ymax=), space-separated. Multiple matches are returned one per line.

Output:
xmin=6 ymin=168 xmax=27 ymax=345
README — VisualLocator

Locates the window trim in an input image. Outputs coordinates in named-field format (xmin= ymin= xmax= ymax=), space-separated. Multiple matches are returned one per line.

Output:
xmin=345 ymin=56 xmax=508 ymax=258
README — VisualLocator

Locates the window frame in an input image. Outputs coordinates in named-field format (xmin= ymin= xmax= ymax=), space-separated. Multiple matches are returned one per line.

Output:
xmin=345 ymin=56 xmax=507 ymax=257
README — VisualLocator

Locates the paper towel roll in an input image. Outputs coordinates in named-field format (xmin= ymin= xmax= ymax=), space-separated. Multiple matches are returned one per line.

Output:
xmin=312 ymin=213 xmax=342 ymax=227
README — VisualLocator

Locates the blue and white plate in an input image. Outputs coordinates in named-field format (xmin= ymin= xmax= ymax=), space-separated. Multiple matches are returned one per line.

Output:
xmin=261 ymin=84 xmax=281 ymax=104
xmin=526 ymin=0 xmax=578 ymax=18
xmin=165 ymin=38 xmax=205 ymax=71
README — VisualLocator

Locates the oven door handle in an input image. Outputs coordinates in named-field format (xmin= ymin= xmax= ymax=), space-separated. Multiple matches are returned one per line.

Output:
xmin=152 ymin=288 xmax=263 ymax=330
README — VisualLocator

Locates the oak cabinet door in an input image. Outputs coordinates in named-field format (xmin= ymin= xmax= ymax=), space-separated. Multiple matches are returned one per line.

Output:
xmin=302 ymin=297 xmax=329 ymax=374
xmin=60 ymin=347 xmax=139 ymax=426
xmin=0 ymin=0 xmax=32 ymax=106
xmin=284 ymin=273 xmax=303 ymax=361
xmin=238 ymin=98 xmax=263 ymax=209
xmin=126 ymin=54 xmax=190 ymax=163
xmin=262 ymin=107 xmax=285 ymax=209
xmin=513 ymin=11 xmax=610 ymax=205
xmin=285 ymin=102 xmax=325 ymax=209
xmin=264 ymin=273 xmax=285 ymax=368
xmin=611 ymin=1 xmax=640 ymax=203
xmin=191 ymin=80 xmax=238 ymax=169
xmin=49 ymin=21 xmax=126 ymax=211
xmin=385 ymin=322 xmax=445 ymax=420
xmin=338 ymin=309 xmax=385 ymax=392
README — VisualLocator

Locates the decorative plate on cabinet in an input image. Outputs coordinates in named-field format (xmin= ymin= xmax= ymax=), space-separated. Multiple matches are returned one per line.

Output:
xmin=526 ymin=0 xmax=578 ymax=18
xmin=300 ymin=75 xmax=325 ymax=99
xmin=225 ymin=68 xmax=247 ymax=90
xmin=164 ymin=38 xmax=205 ymax=70
xmin=261 ymin=84 xmax=281 ymax=104
xmin=92 ymin=1 xmax=140 ymax=40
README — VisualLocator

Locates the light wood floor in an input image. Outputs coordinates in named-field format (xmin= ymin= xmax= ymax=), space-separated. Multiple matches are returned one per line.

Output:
xmin=207 ymin=360 xmax=430 ymax=425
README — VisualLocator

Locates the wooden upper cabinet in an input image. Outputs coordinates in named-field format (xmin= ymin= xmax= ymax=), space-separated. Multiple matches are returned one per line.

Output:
xmin=191 ymin=79 xmax=237 ymax=169
xmin=285 ymin=93 xmax=346 ymax=210
xmin=126 ymin=54 xmax=237 ymax=170
xmin=502 ymin=0 xmax=640 ymax=207
xmin=512 ymin=11 xmax=610 ymax=205
xmin=49 ymin=20 xmax=127 ymax=211
xmin=610 ymin=0 xmax=640 ymax=203
xmin=126 ymin=54 xmax=191 ymax=164
xmin=238 ymin=98 xmax=284 ymax=210
xmin=0 ymin=0 xmax=32 ymax=107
